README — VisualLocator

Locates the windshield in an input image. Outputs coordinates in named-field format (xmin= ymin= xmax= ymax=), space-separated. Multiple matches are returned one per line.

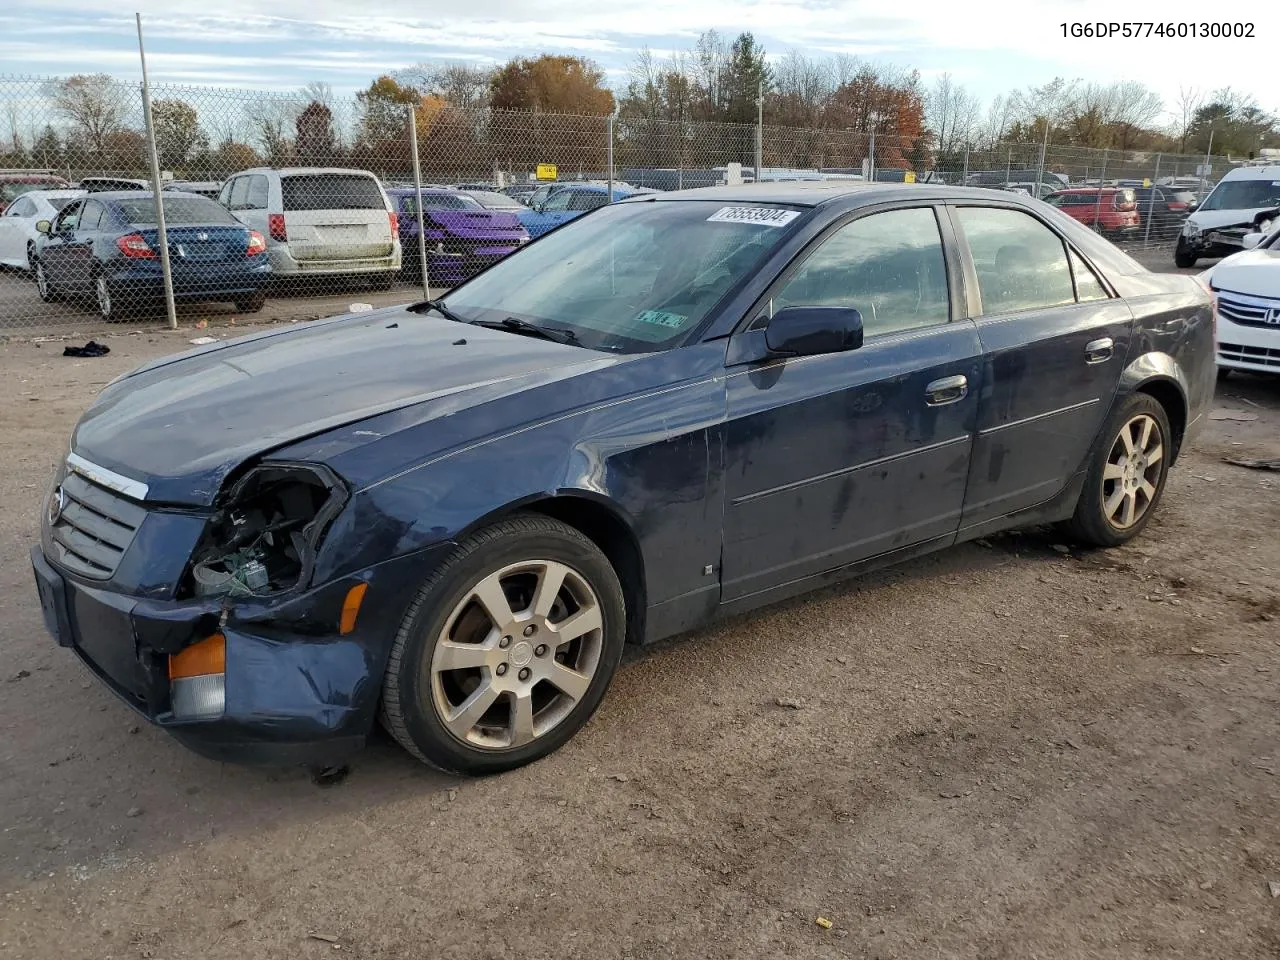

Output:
xmin=2 ymin=180 xmax=63 ymax=202
xmin=1198 ymin=178 xmax=1280 ymax=212
xmin=399 ymin=193 xmax=482 ymax=214
xmin=443 ymin=200 xmax=803 ymax=353
xmin=467 ymin=191 xmax=523 ymax=210
xmin=116 ymin=197 xmax=240 ymax=225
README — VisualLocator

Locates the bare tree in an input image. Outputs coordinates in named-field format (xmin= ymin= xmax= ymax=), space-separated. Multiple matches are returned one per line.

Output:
xmin=46 ymin=73 xmax=131 ymax=155
xmin=397 ymin=62 xmax=493 ymax=112
xmin=299 ymin=81 xmax=333 ymax=106
xmin=1175 ymin=86 xmax=1204 ymax=152
xmin=927 ymin=73 xmax=982 ymax=156
xmin=247 ymin=99 xmax=298 ymax=165
xmin=772 ymin=51 xmax=831 ymax=128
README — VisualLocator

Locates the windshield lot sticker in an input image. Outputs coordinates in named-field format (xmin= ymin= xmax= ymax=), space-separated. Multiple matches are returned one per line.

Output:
xmin=706 ymin=206 xmax=800 ymax=227
xmin=635 ymin=309 xmax=689 ymax=329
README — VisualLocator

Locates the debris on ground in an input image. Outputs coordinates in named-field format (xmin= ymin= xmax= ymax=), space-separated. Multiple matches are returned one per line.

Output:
xmin=308 ymin=933 xmax=340 ymax=943
xmin=189 ymin=336 xmax=218 ymax=346
xmin=7 ymin=669 xmax=30 ymax=682
xmin=815 ymin=917 xmax=834 ymax=929
xmin=348 ymin=302 xmax=374 ymax=313
xmin=62 ymin=341 xmax=109 ymax=358
xmin=125 ymin=806 xmax=142 ymax=818
xmin=609 ymin=773 xmax=630 ymax=782
xmin=775 ymin=697 xmax=804 ymax=709
xmin=309 ymin=765 xmax=350 ymax=788
xmin=1223 ymin=456 xmax=1280 ymax=471
xmin=1051 ymin=544 xmax=1072 ymax=554
xmin=1268 ymin=880 xmax=1280 ymax=898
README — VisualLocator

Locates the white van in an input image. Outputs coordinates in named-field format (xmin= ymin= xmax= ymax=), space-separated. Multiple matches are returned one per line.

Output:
xmin=219 ymin=168 xmax=400 ymax=286
xmin=1176 ymin=163 xmax=1280 ymax=268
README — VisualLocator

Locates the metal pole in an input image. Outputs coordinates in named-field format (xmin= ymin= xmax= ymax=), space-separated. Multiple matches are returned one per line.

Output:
xmin=1005 ymin=147 xmax=1011 ymax=186
xmin=962 ymin=145 xmax=968 ymax=184
xmin=407 ymin=106 xmax=430 ymax=299
xmin=869 ymin=127 xmax=876 ymax=182
xmin=1143 ymin=152 xmax=1162 ymax=245
xmin=755 ymin=80 xmax=763 ymax=182
xmin=135 ymin=14 xmax=176 ymax=331
xmin=1036 ymin=121 xmax=1050 ymax=197
xmin=1094 ymin=149 xmax=1107 ymax=229
xmin=606 ymin=111 xmax=614 ymax=202
xmin=1201 ymin=128 xmax=1214 ymax=196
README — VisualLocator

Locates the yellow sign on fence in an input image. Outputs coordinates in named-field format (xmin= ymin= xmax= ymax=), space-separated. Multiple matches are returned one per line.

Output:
xmin=904 ymin=171 xmax=917 ymax=184
xmin=536 ymin=163 xmax=558 ymax=181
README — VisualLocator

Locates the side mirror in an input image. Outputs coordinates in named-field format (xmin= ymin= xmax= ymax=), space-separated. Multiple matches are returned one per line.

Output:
xmin=1242 ymin=232 xmax=1264 ymax=250
xmin=765 ymin=306 xmax=864 ymax=357
xmin=35 ymin=220 xmax=51 ymax=234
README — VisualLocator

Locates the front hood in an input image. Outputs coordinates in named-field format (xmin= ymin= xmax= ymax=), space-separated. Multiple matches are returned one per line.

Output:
xmin=427 ymin=209 xmax=526 ymax=239
xmin=1188 ymin=207 xmax=1277 ymax=230
xmin=1206 ymin=247 xmax=1280 ymax=298
xmin=72 ymin=308 xmax=617 ymax=505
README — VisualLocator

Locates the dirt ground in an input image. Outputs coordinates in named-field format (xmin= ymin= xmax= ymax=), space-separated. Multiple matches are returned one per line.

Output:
xmin=1 ymin=318 xmax=1278 ymax=959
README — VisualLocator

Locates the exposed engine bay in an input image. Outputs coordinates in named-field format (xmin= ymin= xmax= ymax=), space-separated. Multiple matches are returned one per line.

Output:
xmin=186 ymin=464 xmax=345 ymax=600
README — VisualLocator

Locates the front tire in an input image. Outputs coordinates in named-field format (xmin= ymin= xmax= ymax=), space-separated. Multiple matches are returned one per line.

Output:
xmin=1064 ymin=393 xmax=1172 ymax=548
xmin=35 ymin=262 xmax=58 ymax=302
xmin=235 ymin=291 xmax=266 ymax=312
xmin=380 ymin=514 xmax=626 ymax=775
xmin=1174 ymin=240 xmax=1197 ymax=269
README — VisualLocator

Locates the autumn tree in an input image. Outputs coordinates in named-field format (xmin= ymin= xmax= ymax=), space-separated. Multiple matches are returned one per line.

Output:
xmin=489 ymin=55 xmax=614 ymax=115
xmin=211 ymin=138 xmax=261 ymax=177
xmin=151 ymin=99 xmax=207 ymax=171
xmin=295 ymin=100 xmax=337 ymax=164
xmin=357 ymin=76 xmax=418 ymax=165
xmin=47 ymin=73 xmax=131 ymax=155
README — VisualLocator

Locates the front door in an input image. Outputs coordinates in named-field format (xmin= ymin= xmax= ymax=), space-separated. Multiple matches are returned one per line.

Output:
xmin=948 ymin=204 xmax=1132 ymax=529
xmin=38 ymin=199 xmax=85 ymax=288
xmin=721 ymin=205 xmax=982 ymax=602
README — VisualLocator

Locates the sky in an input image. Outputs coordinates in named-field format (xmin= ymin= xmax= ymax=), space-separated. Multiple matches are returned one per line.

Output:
xmin=1 ymin=0 xmax=1276 ymax=126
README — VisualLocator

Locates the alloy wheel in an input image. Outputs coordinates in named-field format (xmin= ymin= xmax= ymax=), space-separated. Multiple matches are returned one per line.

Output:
xmin=428 ymin=559 xmax=604 ymax=750
xmin=1102 ymin=413 xmax=1164 ymax=529
xmin=35 ymin=263 xmax=49 ymax=299
xmin=96 ymin=277 xmax=112 ymax=319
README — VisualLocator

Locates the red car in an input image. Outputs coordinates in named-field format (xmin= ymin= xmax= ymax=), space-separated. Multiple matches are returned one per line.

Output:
xmin=1044 ymin=187 xmax=1139 ymax=238
xmin=0 ymin=173 xmax=70 ymax=215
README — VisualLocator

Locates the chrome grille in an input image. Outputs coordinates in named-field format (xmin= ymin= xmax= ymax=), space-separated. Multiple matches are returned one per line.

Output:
xmin=48 ymin=470 xmax=147 ymax=579
xmin=1218 ymin=342 xmax=1280 ymax=369
xmin=1216 ymin=290 xmax=1280 ymax=329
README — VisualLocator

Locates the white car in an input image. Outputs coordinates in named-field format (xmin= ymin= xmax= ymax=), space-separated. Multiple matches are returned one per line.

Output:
xmin=1176 ymin=163 xmax=1280 ymax=268
xmin=1199 ymin=225 xmax=1280 ymax=377
xmin=218 ymin=167 xmax=400 ymax=285
xmin=0 ymin=189 xmax=84 ymax=271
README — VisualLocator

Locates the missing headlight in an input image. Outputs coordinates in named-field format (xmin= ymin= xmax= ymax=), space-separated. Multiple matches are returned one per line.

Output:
xmin=186 ymin=463 xmax=346 ymax=600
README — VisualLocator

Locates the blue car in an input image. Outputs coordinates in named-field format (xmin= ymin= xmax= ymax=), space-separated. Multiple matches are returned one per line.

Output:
xmin=32 ymin=183 xmax=1214 ymax=775
xmin=34 ymin=191 xmax=272 ymax=321
xmin=518 ymin=184 xmax=638 ymax=238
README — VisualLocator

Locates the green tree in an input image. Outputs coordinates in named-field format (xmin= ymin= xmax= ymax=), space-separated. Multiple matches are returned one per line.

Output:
xmin=358 ymin=76 xmax=418 ymax=149
xmin=722 ymin=32 xmax=771 ymax=125
xmin=151 ymin=99 xmax=207 ymax=171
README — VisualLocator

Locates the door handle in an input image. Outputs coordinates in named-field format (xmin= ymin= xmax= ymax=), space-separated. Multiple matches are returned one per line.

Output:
xmin=925 ymin=374 xmax=968 ymax=406
xmin=1085 ymin=337 xmax=1114 ymax=363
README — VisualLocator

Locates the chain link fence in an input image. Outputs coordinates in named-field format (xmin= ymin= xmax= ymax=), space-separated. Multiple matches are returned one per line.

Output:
xmin=0 ymin=73 xmax=1239 ymax=333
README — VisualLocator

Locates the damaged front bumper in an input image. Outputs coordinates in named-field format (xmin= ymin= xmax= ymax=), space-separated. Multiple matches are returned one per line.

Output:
xmin=31 ymin=541 xmax=453 ymax=766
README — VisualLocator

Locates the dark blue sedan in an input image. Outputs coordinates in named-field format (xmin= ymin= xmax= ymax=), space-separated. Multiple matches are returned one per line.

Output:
xmin=31 ymin=183 xmax=1215 ymax=775
xmin=34 ymin=191 xmax=271 ymax=321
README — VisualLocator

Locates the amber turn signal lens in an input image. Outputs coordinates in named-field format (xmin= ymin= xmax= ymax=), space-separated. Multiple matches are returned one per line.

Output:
xmin=168 ymin=632 xmax=226 ymax=680
xmin=340 ymin=583 xmax=368 ymax=635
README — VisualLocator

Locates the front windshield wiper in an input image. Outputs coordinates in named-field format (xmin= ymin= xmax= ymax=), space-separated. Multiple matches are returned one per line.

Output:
xmin=409 ymin=298 xmax=471 ymax=325
xmin=470 ymin=316 xmax=582 ymax=347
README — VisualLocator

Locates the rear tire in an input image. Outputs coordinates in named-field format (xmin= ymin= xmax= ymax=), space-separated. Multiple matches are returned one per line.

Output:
xmin=1063 ymin=393 xmax=1173 ymax=548
xmin=25 ymin=242 xmax=37 ymax=274
xmin=380 ymin=514 xmax=626 ymax=775
xmin=1174 ymin=240 xmax=1197 ymax=269
xmin=95 ymin=275 xmax=127 ymax=322
xmin=235 ymin=292 xmax=266 ymax=312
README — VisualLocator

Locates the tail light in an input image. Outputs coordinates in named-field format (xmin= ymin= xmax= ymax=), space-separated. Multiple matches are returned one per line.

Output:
xmin=246 ymin=230 xmax=267 ymax=257
xmin=388 ymin=212 xmax=399 ymax=236
xmin=1167 ymin=201 xmax=1188 ymax=211
xmin=116 ymin=233 xmax=157 ymax=259
xmin=1113 ymin=194 xmax=1136 ymax=211
xmin=268 ymin=213 xmax=287 ymax=243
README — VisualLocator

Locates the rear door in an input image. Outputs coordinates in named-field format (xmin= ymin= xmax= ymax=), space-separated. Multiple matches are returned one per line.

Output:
xmin=950 ymin=203 xmax=1131 ymax=529
xmin=0 ymin=195 xmax=33 ymax=265
xmin=66 ymin=199 xmax=105 ymax=290
xmin=280 ymin=173 xmax=392 ymax=262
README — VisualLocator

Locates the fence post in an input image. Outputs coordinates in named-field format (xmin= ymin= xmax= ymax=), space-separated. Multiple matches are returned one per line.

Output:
xmin=606 ymin=110 xmax=614 ymax=202
xmin=755 ymin=80 xmax=763 ymax=181
xmin=407 ymin=106 xmax=430 ymax=299
xmin=868 ymin=128 xmax=876 ymax=183
xmin=1036 ymin=123 xmax=1049 ymax=197
xmin=1143 ymin=153 xmax=1162 ymax=246
xmin=135 ymin=14 xmax=176 ymax=331
xmin=1094 ymin=150 xmax=1107 ymax=229
xmin=962 ymin=145 xmax=968 ymax=184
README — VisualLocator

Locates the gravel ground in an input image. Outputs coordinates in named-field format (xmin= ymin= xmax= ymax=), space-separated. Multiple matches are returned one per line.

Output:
xmin=1 ymin=322 xmax=1278 ymax=959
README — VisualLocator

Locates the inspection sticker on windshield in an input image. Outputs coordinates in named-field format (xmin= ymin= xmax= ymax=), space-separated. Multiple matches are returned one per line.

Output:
xmin=706 ymin=206 xmax=800 ymax=227
xmin=635 ymin=309 xmax=688 ymax=329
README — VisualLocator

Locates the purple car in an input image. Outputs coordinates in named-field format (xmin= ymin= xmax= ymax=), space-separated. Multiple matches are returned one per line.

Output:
xmin=387 ymin=188 xmax=529 ymax=285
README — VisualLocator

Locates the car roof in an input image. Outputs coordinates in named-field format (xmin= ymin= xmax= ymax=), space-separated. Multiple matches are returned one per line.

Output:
xmin=642 ymin=181 xmax=1059 ymax=207
xmin=236 ymin=167 xmax=382 ymax=177
xmin=86 ymin=190 xmax=206 ymax=203
xmin=15 ymin=188 xmax=84 ymax=200
xmin=1220 ymin=164 xmax=1280 ymax=181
